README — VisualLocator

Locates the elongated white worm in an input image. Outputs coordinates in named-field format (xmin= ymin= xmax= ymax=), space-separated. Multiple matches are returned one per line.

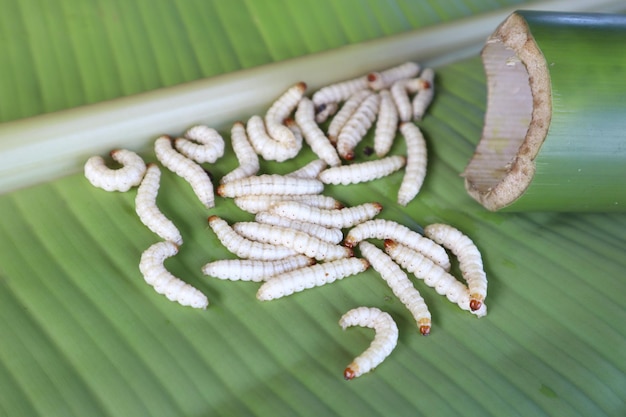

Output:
xmin=412 ymin=68 xmax=435 ymax=121
xmin=318 ymin=155 xmax=406 ymax=186
xmin=390 ymin=78 xmax=415 ymax=123
xmin=423 ymin=223 xmax=487 ymax=311
xmin=311 ymin=75 xmax=369 ymax=108
xmin=285 ymin=158 xmax=328 ymax=179
xmin=359 ymin=241 xmax=431 ymax=335
xmin=339 ymin=306 xmax=398 ymax=380
xmin=294 ymin=97 xmax=342 ymax=167
xmin=265 ymin=82 xmax=307 ymax=146
xmin=135 ymin=163 xmax=183 ymax=246
xmin=154 ymin=135 xmax=215 ymax=208
xmin=373 ymin=89 xmax=399 ymax=157
xmin=397 ymin=122 xmax=427 ymax=206
xmin=220 ymin=121 xmax=260 ymax=184
xmin=256 ymin=257 xmax=369 ymax=301
xmin=233 ymin=194 xmax=342 ymax=214
xmin=336 ymin=92 xmax=380 ymax=160
xmin=216 ymin=174 xmax=324 ymax=198
xmin=202 ymin=255 xmax=315 ymax=282
xmin=327 ymin=89 xmax=373 ymax=143
xmin=269 ymin=201 xmax=383 ymax=229
xmin=246 ymin=115 xmax=301 ymax=162
xmin=367 ymin=61 xmax=421 ymax=91
xmin=139 ymin=241 xmax=208 ymax=309
xmin=84 ymin=149 xmax=146 ymax=192
xmin=174 ymin=125 xmax=225 ymax=164
xmin=254 ymin=211 xmax=344 ymax=244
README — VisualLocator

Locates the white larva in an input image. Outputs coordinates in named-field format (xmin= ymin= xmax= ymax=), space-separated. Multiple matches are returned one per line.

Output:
xmin=246 ymin=115 xmax=301 ymax=162
xmin=216 ymin=174 xmax=324 ymax=198
xmin=339 ymin=306 xmax=398 ymax=380
xmin=174 ymin=125 xmax=225 ymax=164
xmin=412 ymin=68 xmax=435 ymax=121
xmin=154 ymin=135 xmax=215 ymax=209
xmin=201 ymin=255 xmax=315 ymax=282
xmin=294 ymin=97 xmax=342 ymax=167
xmin=311 ymin=75 xmax=369 ymax=108
xmin=139 ymin=241 xmax=208 ymax=309
xmin=373 ymin=89 xmax=399 ymax=157
xmin=390 ymin=78 xmax=415 ymax=123
xmin=269 ymin=201 xmax=383 ymax=229
xmin=336 ymin=92 xmax=380 ymax=160
xmin=220 ymin=121 xmax=260 ymax=184
xmin=384 ymin=239 xmax=487 ymax=317
xmin=265 ymin=82 xmax=307 ymax=146
xmin=397 ymin=122 xmax=427 ymax=206
xmin=233 ymin=194 xmax=342 ymax=214
xmin=233 ymin=222 xmax=352 ymax=261
xmin=208 ymin=215 xmax=298 ymax=260
xmin=314 ymin=102 xmax=338 ymax=124
xmin=423 ymin=223 xmax=488 ymax=312
xmin=255 ymin=211 xmax=344 ymax=244
xmin=367 ymin=61 xmax=421 ymax=91
xmin=84 ymin=149 xmax=147 ymax=192
xmin=344 ymin=219 xmax=451 ymax=271
xmin=256 ymin=257 xmax=370 ymax=301
xmin=135 ymin=163 xmax=183 ymax=246
xmin=327 ymin=89 xmax=373 ymax=143
xmin=285 ymin=158 xmax=328 ymax=179
xmin=359 ymin=241 xmax=431 ymax=335
xmin=318 ymin=155 xmax=406 ymax=186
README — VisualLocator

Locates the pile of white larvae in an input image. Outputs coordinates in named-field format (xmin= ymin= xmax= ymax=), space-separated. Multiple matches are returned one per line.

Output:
xmin=83 ymin=61 xmax=488 ymax=380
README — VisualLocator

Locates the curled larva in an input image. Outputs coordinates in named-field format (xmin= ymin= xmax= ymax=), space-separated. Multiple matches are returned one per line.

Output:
xmin=343 ymin=219 xmax=450 ymax=271
xmin=373 ymin=89 xmax=399 ymax=157
xmin=216 ymin=174 xmax=324 ymax=198
xmin=358 ymin=241 xmax=431 ymax=335
xmin=384 ymin=239 xmax=487 ymax=317
xmin=423 ymin=223 xmax=487 ymax=312
xmin=336 ymin=92 xmax=380 ymax=160
xmin=397 ymin=122 xmax=427 ymax=206
xmin=201 ymin=255 xmax=315 ymax=282
xmin=154 ymin=135 xmax=215 ymax=208
xmin=285 ymin=158 xmax=328 ymax=179
xmin=311 ymin=75 xmax=369 ymax=108
xmin=139 ymin=241 xmax=208 ymax=309
xmin=318 ymin=155 xmax=406 ymax=186
xmin=265 ymin=82 xmax=307 ymax=146
xmin=220 ymin=121 xmax=260 ymax=184
xmin=174 ymin=125 xmax=225 ymax=164
xmin=208 ymin=215 xmax=298 ymax=260
xmin=233 ymin=222 xmax=352 ymax=261
xmin=339 ymin=306 xmax=398 ymax=380
xmin=294 ymin=97 xmax=342 ymax=167
xmin=233 ymin=194 xmax=342 ymax=214
xmin=246 ymin=115 xmax=301 ymax=162
xmin=255 ymin=211 xmax=344 ymax=244
xmin=412 ymin=68 xmax=435 ymax=121
xmin=256 ymin=257 xmax=369 ymax=301
xmin=367 ymin=61 xmax=421 ymax=91
xmin=135 ymin=163 xmax=183 ymax=246
xmin=269 ymin=201 xmax=383 ymax=229
xmin=327 ymin=89 xmax=373 ymax=143
xmin=84 ymin=149 xmax=146 ymax=192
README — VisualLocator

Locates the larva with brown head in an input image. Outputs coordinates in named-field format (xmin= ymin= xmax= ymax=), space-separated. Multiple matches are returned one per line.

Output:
xmin=412 ymin=68 xmax=435 ymax=121
xmin=311 ymin=75 xmax=369 ymax=109
xmin=233 ymin=194 xmax=342 ymax=214
xmin=202 ymin=255 xmax=315 ymax=282
xmin=327 ymin=89 xmax=373 ymax=143
xmin=84 ymin=149 xmax=147 ymax=192
xmin=294 ymin=97 xmax=342 ymax=167
xmin=265 ymin=82 xmax=307 ymax=147
xmin=269 ymin=201 xmax=383 ymax=229
xmin=367 ymin=61 xmax=421 ymax=91
xmin=336 ymin=92 xmax=380 ymax=160
xmin=317 ymin=155 xmax=406 ymax=186
xmin=216 ymin=174 xmax=324 ymax=198
xmin=397 ymin=122 xmax=427 ymax=206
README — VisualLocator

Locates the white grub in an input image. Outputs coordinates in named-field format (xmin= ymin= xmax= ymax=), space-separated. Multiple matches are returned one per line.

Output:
xmin=216 ymin=174 xmax=324 ymax=198
xmin=233 ymin=222 xmax=352 ymax=261
xmin=246 ymin=115 xmax=301 ymax=162
xmin=339 ymin=306 xmax=398 ymax=380
xmin=397 ymin=122 xmax=427 ymax=206
xmin=207 ymin=215 xmax=298 ymax=260
xmin=390 ymin=78 xmax=415 ymax=123
xmin=314 ymin=101 xmax=338 ymax=124
xmin=358 ymin=241 xmax=431 ymax=335
xmin=174 ymin=125 xmax=225 ymax=164
xmin=367 ymin=61 xmax=421 ymax=91
xmin=265 ymin=82 xmax=307 ymax=146
xmin=84 ymin=149 xmax=146 ymax=192
xmin=412 ymin=68 xmax=435 ymax=121
xmin=344 ymin=219 xmax=451 ymax=271
xmin=269 ymin=201 xmax=383 ymax=229
xmin=233 ymin=194 xmax=342 ymax=214
xmin=154 ymin=135 xmax=215 ymax=209
xmin=220 ymin=121 xmax=260 ymax=184
xmin=135 ymin=163 xmax=183 ymax=246
xmin=139 ymin=241 xmax=208 ymax=309
xmin=255 ymin=211 xmax=344 ymax=244
xmin=285 ymin=158 xmax=328 ymax=179
xmin=423 ymin=223 xmax=487 ymax=312
xmin=336 ymin=92 xmax=380 ymax=160
xmin=202 ymin=255 xmax=315 ymax=282
xmin=384 ymin=239 xmax=487 ymax=317
xmin=295 ymin=97 xmax=342 ymax=167
xmin=318 ymin=155 xmax=406 ymax=186
xmin=256 ymin=257 xmax=369 ymax=301
xmin=327 ymin=89 xmax=373 ymax=143
xmin=311 ymin=75 xmax=369 ymax=108
xmin=373 ymin=89 xmax=399 ymax=157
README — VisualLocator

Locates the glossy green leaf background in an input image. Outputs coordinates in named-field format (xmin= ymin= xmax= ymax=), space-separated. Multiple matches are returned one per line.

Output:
xmin=0 ymin=1 xmax=625 ymax=417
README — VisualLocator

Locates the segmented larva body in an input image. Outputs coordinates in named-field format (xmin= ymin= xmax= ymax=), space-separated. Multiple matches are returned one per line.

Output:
xmin=84 ymin=149 xmax=147 ymax=192
xmin=255 ymin=211 xmax=344 ymax=244
xmin=154 ymin=135 xmax=215 ymax=208
xmin=373 ymin=89 xmax=399 ymax=157
xmin=294 ymin=97 xmax=342 ymax=167
xmin=216 ymin=174 xmax=324 ymax=198
xmin=202 ymin=255 xmax=315 ymax=282
xmin=233 ymin=222 xmax=353 ymax=261
xmin=269 ymin=201 xmax=383 ymax=229
xmin=265 ymin=82 xmax=307 ymax=146
xmin=327 ymin=89 xmax=373 ymax=143
xmin=384 ymin=240 xmax=487 ymax=317
xmin=358 ymin=241 xmax=431 ymax=335
xmin=390 ymin=78 xmax=416 ymax=122
xmin=220 ymin=121 xmax=260 ymax=184
xmin=423 ymin=223 xmax=487 ymax=311
xmin=208 ymin=215 xmax=298 ymax=260
xmin=344 ymin=219 xmax=450 ymax=271
xmin=311 ymin=76 xmax=369 ymax=108
xmin=336 ymin=93 xmax=380 ymax=160
xmin=318 ymin=155 xmax=406 ymax=186
xmin=367 ymin=61 xmax=421 ymax=91
xmin=246 ymin=115 xmax=301 ymax=162
xmin=339 ymin=306 xmax=398 ymax=380
xmin=285 ymin=158 xmax=328 ymax=179
xmin=174 ymin=125 xmax=225 ymax=164
xmin=135 ymin=164 xmax=183 ymax=246
xmin=314 ymin=102 xmax=338 ymax=124
xmin=397 ymin=122 xmax=427 ymax=206
xmin=412 ymin=68 xmax=435 ymax=121
xmin=139 ymin=241 xmax=208 ymax=309
xmin=233 ymin=194 xmax=342 ymax=214
xmin=256 ymin=257 xmax=370 ymax=301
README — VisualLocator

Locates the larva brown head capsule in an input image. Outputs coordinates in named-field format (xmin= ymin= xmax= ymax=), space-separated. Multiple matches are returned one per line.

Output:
xmin=419 ymin=325 xmax=431 ymax=336
xmin=469 ymin=299 xmax=483 ymax=311
xmin=343 ymin=238 xmax=356 ymax=249
xmin=216 ymin=184 xmax=226 ymax=197
xmin=366 ymin=72 xmax=379 ymax=83
xmin=296 ymin=81 xmax=307 ymax=92
xmin=383 ymin=239 xmax=397 ymax=250
xmin=343 ymin=367 xmax=357 ymax=380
